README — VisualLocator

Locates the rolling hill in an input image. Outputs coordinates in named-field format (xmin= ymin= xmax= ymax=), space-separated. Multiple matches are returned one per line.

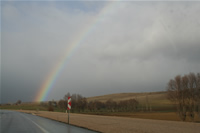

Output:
xmin=87 ymin=91 xmax=174 ymax=111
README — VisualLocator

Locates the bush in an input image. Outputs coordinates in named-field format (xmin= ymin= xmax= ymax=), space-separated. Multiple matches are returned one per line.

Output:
xmin=48 ymin=106 xmax=54 ymax=111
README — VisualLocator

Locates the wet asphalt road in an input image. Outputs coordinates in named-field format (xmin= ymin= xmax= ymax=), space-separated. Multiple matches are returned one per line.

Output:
xmin=0 ymin=110 xmax=97 ymax=133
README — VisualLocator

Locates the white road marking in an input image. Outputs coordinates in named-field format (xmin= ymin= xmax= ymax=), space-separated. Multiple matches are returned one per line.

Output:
xmin=20 ymin=113 xmax=49 ymax=133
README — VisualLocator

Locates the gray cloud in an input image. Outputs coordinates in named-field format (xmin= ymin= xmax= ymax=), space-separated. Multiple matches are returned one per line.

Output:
xmin=1 ymin=1 xmax=200 ymax=103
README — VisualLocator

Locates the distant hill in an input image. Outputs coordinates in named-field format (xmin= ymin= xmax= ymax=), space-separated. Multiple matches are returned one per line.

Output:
xmin=87 ymin=91 xmax=174 ymax=108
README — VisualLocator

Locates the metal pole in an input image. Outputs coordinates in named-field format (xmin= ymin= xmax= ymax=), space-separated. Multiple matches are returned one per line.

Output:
xmin=68 ymin=110 xmax=70 ymax=124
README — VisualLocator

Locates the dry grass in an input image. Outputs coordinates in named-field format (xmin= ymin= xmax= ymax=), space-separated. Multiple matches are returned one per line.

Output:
xmin=87 ymin=91 xmax=172 ymax=105
xmin=87 ymin=91 xmax=174 ymax=112
xmin=82 ymin=112 xmax=200 ymax=122
xmin=17 ymin=110 xmax=200 ymax=133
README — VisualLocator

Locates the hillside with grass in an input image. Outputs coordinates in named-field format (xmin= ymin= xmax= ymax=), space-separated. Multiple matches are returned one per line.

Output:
xmin=87 ymin=91 xmax=175 ymax=112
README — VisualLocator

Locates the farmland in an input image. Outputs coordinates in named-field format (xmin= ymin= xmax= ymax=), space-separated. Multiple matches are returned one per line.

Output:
xmin=1 ymin=91 xmax=174 ymax=112
xmin=87 ymin=91 xmax=175 ymax=112
xmin=1 ymin=91 xmax=199 ymax=122
xmin=1 ymin=90 xmax=200 ymax=133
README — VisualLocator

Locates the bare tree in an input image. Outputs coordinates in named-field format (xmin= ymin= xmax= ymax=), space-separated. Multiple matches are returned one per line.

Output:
xmin=64 ymin=92 xmax=71 ymax=101
xmin=187 ymin=73 xmax=196 ymax=121
xmin=128 ymin=99 xmax=139 ymax=111
xmin=58 ymin=99 xmax=66 ymax=111
xmin=145 ymin=95 xmax=149 ymax=111
xmin=196 ymin=73 xmax=200 ymax=118
xmin=167 ymin=75 xmax=187 ymax=121
xmin=77 ymin=98 xmax=87 ymax=112
xmin=16 ymin=100 xmax=22 ymax=105
xmin=71 ymin=94 xmax=77 ymax=101
xmin=167 ymin=72 xmax=200 ymax=121
xmin=105 ymin=99 xmax=116 ymax=112
xmin=88 ymin=101 xmax=95 ymax=112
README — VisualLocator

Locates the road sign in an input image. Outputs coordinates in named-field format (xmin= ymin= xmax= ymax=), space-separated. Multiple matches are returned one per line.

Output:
xmin=67 ymin=97 xmax=71 ymax=110
xmin=67 ymin=97 xmax=71 ymax=124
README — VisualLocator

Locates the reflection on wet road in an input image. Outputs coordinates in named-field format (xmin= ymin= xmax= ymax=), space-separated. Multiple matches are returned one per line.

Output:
xmin=0 ymin=110 xmax=97 ymax=133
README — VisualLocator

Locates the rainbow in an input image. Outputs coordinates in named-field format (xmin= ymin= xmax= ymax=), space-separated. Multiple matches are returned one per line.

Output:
xmin=35 ymin=1 xmax=116 ymax=102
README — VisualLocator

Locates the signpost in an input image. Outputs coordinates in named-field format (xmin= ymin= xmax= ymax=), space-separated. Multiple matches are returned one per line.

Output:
xmin=67 ymin=97 xmax=71 ymax=124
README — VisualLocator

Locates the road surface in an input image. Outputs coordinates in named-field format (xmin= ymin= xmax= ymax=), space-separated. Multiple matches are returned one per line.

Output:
xmin=0 ymin=110 xmax=97 ymax=133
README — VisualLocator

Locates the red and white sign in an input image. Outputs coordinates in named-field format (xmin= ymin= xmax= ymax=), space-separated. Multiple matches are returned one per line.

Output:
xmin=67 ymin=97 xmax=71 ymax=110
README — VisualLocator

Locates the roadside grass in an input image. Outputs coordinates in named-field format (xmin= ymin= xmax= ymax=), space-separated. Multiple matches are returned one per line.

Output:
xmin=0 ymin=102 xmax=46 ymax=111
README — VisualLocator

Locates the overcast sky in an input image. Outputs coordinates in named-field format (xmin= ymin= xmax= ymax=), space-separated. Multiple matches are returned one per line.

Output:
xmin=1 ymin=1 xmax=200 ymax=103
